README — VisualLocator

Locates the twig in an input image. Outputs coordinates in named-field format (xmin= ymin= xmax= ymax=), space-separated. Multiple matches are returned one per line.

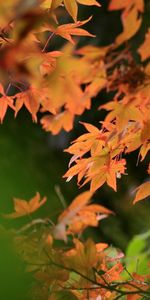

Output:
xmin=42 ymin=32 xmax=55 ymax=52
xmin=55 ymin=185 xmax=67 ymax=209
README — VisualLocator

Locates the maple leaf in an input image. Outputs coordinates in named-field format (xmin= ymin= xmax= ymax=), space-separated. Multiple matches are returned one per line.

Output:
xmin=139 ymin=142 xmax=150 ymax=161
xmin=126 ymin=273 xmax=150 ymax=299
xmin=14 ymin=87 xmax=42 ymax=122
xmin=133 ymin=181 xmax=150 ymax=204
xmin=64 ymin=140 xmax=126 ymax=191
xmin=63 ymin=157 xmax=92 ymax=184
xmin=52 ymin=191 xmax=112 ymax=241
xmin=138 ymin=28 xmax=150 ymax=61
xmin=101 ymin=99 xmax=143 ymax=132
xmin=0 ymin=83 xmax=15 ymax=123
xmin=47 ymin=17 xmax=95 ymax=44
xmin=40 ymin=51 xmax=62 ymax=76
xmin=104 ymin=262 xmax=124 ymax=283
xmin=85 ymin=61 xmax=107 ymax=98
xmin=53 ymin=191 xmax=92 ymax=241
xmin=67 ymin=203 xmax=113 ymax=234
xmin=65 ymin=122 xmax=107 ymax=158
xmin=63 ymin=0 xmax=78 ymax=21
xmin=115 ymin=7 xmax=142 ymax=45
xmin=41 ymin=0 xmax=62 ymax=9
xmin=38 ymin=44 xmax=94 ymax=135
xmin=3 ymin=192 xmax=47 ymax=218
xmin=88 ymin=158 xmax=126 ymax=192
xmin=65 ymin=239 xmax=98 ymax=274
xmin=108 ymin=0 xmax=144 ymax=13
xmin=63 ymin=0 xmax=101 ymax=21
xmin=40 ymin=110 xmax=74 ymax=134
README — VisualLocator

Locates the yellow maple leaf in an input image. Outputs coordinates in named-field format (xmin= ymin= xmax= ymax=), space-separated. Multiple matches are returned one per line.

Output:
xmin=63 ymin=0 xmax=100 ymax=21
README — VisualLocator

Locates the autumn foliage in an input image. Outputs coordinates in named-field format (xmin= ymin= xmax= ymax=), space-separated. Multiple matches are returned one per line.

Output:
xmin=0 ymin=0 xmax=150 ymax=299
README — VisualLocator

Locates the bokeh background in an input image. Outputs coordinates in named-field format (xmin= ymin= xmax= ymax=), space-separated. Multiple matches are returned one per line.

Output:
xmin=0 ymin=1 xmax=150 ymax=299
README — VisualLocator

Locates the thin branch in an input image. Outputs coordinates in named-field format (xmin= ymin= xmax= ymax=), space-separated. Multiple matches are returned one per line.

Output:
xmin=42 ymin=248 xmax=150 ymax=297
xmin=55 ymin=185 xmax=67 ymax=209
xmin=42 ymin=32 xmax=55 ymax=52
xmin=15 ymin=219 xmax=48 ymax=234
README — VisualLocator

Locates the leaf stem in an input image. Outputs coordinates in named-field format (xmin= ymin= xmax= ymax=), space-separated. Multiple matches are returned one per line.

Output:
xmin=42 ymin=32 xmax=55 ymax=52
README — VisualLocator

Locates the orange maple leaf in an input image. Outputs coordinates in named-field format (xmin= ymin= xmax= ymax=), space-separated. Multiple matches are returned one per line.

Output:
xmin=115 ymin=7 xmax=142 ymax=45
xmin=133 ymin=181 xmax=150 ymax=204
xmin=108 ymin=0 xmax=144 ymax=13
xmin=3 ymin=192 xmax=47 ymax=218
xmin=15 ymin=87 xmax=41 ymax=122
xmin=65 ymin=122 xmax=107 ymax=158
xmin=138 ymin=28 xmax=150 ymax=61
xmin=47 ymin=17 xmax=95 ymax=44
xmin=0 ymin=83 xmax=15 ymax=123
xmin=40 ymin=51 xmax=62 ymax=76
xmin=40 ymin=110 xmax=74 ymax=134
xmin=104 ymin=262 xmax=124 ymax=283
xmin=101 ymin=99 xmax=143 ymax=132
xmin=53 ymin=191 xmax=112 ymax=241
xmin=88 ymin=158 xmax=126 ymax=192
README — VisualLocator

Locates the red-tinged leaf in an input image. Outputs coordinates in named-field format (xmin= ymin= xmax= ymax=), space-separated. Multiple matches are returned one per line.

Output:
xmin=3 ymin=192 xmax=47 ymax=218
xmin=133 ymin=181 xmax=150 ymax=204
xmin=104 ymin=262 xmax=124 ymax=282
xmin=138 ymin=28 xmax=150 ymax=61
xmin=0 ymin=83 xmax=5 ymax=95
xmin=96 ymin=243 xmax=108 ymax=252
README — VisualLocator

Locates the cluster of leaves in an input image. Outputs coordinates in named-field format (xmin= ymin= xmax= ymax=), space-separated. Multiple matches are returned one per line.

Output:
xmin=0 ymin=0 xmax=150 ymax=299
xmin=2 ymin=191 xmax=150 ymax=300
xmin=0 ymin=0 xmax=149 ymax=201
